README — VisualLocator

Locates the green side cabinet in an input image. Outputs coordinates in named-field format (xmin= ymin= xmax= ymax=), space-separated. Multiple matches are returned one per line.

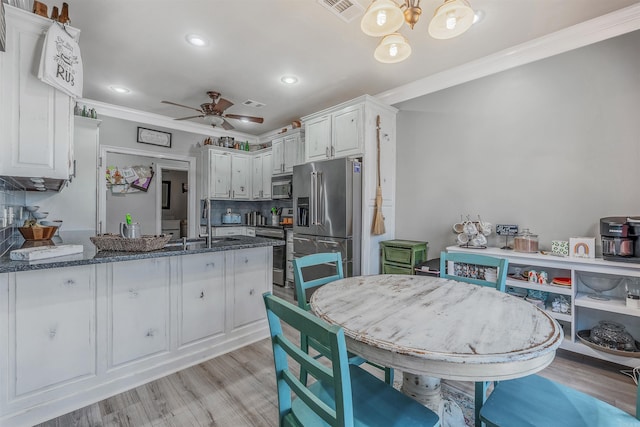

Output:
xmin=380 ymin=239 xmax=428 ymax=275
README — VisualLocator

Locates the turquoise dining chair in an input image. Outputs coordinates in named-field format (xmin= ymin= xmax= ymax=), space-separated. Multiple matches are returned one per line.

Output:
xmin=439 ymin=251 xmax=509 ymax=427
xmin=293 ymin=253 xmax=394 ymax=385
xmin=479 ymin=373 xmax=640 ymax=426
xmin=439 ymin=251 xmax=508 ymax=292
xmin=263 ymin=292 xmax=441 ymax=427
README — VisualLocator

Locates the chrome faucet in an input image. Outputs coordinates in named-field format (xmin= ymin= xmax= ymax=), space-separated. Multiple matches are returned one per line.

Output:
xmin=199 ymin=198 xmax=212 ymax=248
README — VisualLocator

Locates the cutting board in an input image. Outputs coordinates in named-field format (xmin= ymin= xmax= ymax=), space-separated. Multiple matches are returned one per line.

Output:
xmin=10 ymin=245 xmax=84 ymax=261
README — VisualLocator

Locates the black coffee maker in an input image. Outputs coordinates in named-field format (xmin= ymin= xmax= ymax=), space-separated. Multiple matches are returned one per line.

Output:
xmin=600 ymin=217 xmax=640 ymax=262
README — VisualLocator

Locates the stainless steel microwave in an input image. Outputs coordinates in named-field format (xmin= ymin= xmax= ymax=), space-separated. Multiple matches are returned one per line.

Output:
xmin=272 ymin=175 xmax=292 ymax=199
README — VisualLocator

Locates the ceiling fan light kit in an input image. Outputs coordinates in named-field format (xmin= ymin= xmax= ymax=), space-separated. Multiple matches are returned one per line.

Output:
xmin=161 ymin=90 xmax=264 ymax=131
xmin=361 ymin=0 xmax=475 ymax=63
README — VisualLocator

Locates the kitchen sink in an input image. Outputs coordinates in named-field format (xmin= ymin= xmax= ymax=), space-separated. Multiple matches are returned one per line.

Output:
xmin=163 ymin=237 xmax=240 ymax=250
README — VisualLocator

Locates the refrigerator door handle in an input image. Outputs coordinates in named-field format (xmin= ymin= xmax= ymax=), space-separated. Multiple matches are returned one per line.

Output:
xmin=316 ymin=171 xmax=324 ymax=225
xmin=317 ymin=239 xmax=338 ymax=245
xmin=310 ymin=171 xmax=317 ymax=225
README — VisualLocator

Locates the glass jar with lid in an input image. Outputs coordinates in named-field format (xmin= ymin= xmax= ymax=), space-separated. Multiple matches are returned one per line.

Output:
xmin=514 ymin=228 xmax=539 ymax=253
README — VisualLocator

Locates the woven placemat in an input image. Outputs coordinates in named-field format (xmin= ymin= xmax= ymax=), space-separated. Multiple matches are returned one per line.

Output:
xmin=90 ymin=234 xmax=171 ymax=252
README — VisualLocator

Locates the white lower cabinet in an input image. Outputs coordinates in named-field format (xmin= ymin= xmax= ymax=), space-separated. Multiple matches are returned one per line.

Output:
xmin=109 ymin=258 xmax=171 ymax=366
xmin=12 ymin=266 xmax=96 ymax=396
xmin=179 ymin=252 xmax=226 ymax=345
xmin=231 ymin=247 xmax=271 ymax=329
xmin=0 ymin=247 xmax=272 ymax=427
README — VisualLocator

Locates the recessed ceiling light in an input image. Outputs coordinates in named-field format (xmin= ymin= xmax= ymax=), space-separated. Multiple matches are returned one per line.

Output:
xmin=186 ymin=34 xmax=209 ymax=47
xmin=281 ymin=75 xmax=299 ymax=85
xmin=109 ymin=85 xmax=130 ymax=94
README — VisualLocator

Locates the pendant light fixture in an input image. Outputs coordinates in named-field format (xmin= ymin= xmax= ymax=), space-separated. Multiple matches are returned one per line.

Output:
xmin=360 ymin=0 xmax=477 ymax=63
xmin=428 ymin=0 xmax=475 ymax=40
xmin=374 ymin=33 xmax=412 ymax=63
xmin=361 ymin=0 xmax=405 ymax=37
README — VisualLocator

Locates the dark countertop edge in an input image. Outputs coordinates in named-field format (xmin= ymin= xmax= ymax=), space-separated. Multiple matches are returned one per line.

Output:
xmin=0 ymin=236 xmax=284 ymax=273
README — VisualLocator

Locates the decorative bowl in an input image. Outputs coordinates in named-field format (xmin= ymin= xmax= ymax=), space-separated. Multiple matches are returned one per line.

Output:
xmin=32 ymin=211 xmax=49 ymax=219
xmin=578 ymin=272 xmax=622 ymax=300
xmin=24 ymin=205 xmax=39 ymax=212
xmin=590 ymin=321 xmax=637 ymax=351
xmin=18 ymin=226 xmax=57 ymax=240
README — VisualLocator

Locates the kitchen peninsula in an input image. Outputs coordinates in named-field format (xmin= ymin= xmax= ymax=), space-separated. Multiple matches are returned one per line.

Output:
xmin=0 ymin=232 xmax=284 ymax=427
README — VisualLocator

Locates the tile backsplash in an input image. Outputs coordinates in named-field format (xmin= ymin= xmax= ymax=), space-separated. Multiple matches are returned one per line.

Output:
xmin=0 ymin=177 xmax=26 ymax=256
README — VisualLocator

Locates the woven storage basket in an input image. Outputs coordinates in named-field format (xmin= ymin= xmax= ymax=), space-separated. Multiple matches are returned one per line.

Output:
xmin=90 ymin=234 xmax=171 ymax=252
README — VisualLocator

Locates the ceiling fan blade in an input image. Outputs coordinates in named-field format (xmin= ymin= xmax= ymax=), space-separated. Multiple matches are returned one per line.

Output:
xmin=161 ymin=100 xmax=203 ymax=113
xmin=175 ymin=115 xmax=205 ymax=121
xmin=220 ymin=120 xmax=235 ymax=131
xmin=224 ymin=114 xmax=264 ymax=124
xmin=212 ymin=98 xmax=234 ymax=114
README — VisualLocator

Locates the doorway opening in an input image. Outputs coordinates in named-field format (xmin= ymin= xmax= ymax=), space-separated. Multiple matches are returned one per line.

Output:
xmin=98 ymin=145 xmax=197 ymax=238
xmin=158 ymin=166 xmax=189 ymax=239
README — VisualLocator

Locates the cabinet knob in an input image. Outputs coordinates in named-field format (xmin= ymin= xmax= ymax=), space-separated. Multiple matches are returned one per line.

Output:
xmin=64 ymin=279 xmax=75 ymax=286
xmin=244 ymin=258 xmax=249 ymax=264
xmin=129 ymin=289 xmax=139 ymax=298
xmin=206 ymin=262 xmax=215 ymax=268
xmin=146 ymin=329 xmax=155 ymax=337
xmin=199 ymin=291 xmax=205 ymax=299
xmin=249 ymin=288 xmax=255 ymax=296
xmin=49 ymin=328 xmax=57 ymax=338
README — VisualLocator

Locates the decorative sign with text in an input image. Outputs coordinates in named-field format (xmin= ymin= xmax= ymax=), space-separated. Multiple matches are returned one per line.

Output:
xmin=496 ymin=224 xmax=519 ymax=236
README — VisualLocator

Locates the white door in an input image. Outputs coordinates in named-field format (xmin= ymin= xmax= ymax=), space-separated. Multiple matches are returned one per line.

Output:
xmin=110 ymin=258 xmax=170 ymax=366
xmin=262 ymin=152 xmax=273 ymax=199
xmin=210 ymin=151 xmax=232 ymax=198
xmin=305 ymin=115 xmax=331 ymax=162
xmin=13 ymin=266 xmax=96 ymax=396
xmin=251 ymin=154 xmax=264 ymax=199
xmin=332 ymin=105 xmax=363 ymax=158
xmin=231 ymin=154 xmax=250 ymax=199
xmin=179 ymin=252 xmax=226 ymax=345
xmin=271 ymin=137 xmax=285 ymax=174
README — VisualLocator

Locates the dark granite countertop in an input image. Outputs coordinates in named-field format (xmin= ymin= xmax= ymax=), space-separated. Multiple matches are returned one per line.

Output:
xmin=0 ymin=231 xmax=284 ymax=273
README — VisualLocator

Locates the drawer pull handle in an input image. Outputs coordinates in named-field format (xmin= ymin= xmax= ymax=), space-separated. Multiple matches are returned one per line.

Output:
xmin=49 ymin=328 xmax=57 ymax=338
xmin=129 ymin=289 xmax=139 ymax=298
xmin=146 ymin=329 xmax=155 ymax=337
xmin=206 ymin=262 xmax=215 ymax=268
xmin=64 ymin=279 xmax=75 ymax=286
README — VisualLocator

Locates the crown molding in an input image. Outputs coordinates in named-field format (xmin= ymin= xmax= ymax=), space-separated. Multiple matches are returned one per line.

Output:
xmin=79 ymin=99 xmax=259 ymax=143
xmin=376 ymin=3 xmax=640 ymax=106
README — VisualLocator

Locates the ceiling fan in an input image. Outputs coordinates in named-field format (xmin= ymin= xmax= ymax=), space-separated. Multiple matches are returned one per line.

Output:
xmin=161 ymin=91 xmax=264 ymax=130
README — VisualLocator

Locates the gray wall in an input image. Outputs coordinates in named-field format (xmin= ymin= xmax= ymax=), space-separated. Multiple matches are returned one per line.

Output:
xmin=394 ymin=30 xmax=640 ymax=258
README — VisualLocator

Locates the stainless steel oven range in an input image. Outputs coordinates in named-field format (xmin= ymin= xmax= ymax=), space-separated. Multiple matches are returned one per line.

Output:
xmin=255 ymin=226 xmax=287 ymax=287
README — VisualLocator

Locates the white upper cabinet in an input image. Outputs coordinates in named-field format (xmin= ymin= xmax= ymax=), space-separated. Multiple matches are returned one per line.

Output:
xmin=304 ymin=104 xmax=362 ymax=162
xmin=271 ymin=129 xmax=304 ymax=175
xmin=252 ymin=151 xmax=272 ymax=199
xmin=230 ymin=153 xmax=250 ymax=199
xmin=0 ymin=6 xmax=78 ymax=180
xmin=199 ymin=148 xmax=252 ymax=200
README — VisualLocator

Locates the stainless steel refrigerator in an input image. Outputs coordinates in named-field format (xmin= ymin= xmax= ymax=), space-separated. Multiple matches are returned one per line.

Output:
xmin=293 ymin=157 xmax=362 ymax=285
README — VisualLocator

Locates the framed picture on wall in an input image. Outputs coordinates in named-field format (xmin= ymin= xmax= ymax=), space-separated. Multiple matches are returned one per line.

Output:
xmin=137 ymin=127 xmax=172 ymax=148
xmin=162 ymin=181 xmax=171 ymax=209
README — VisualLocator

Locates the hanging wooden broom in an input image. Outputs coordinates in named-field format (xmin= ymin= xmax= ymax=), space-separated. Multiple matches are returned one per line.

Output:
xmin=372 ymin=115 xmax=385 ymax=235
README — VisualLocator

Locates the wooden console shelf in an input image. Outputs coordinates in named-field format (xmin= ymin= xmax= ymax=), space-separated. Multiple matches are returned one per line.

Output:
xmin=447 ymin=246 xmax=640 ymax=368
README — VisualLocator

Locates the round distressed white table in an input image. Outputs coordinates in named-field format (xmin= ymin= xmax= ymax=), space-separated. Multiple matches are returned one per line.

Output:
xmin=310 ymin=274 xmax=564 ymax=426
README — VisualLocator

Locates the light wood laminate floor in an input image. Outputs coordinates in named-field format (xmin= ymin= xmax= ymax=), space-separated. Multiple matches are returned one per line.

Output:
xmin=37 ymin=286 xmax=638 ymax=427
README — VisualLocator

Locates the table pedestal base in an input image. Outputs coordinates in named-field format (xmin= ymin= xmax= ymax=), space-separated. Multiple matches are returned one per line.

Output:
xmin=402 ymin=373 xmax=467 ymax=427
